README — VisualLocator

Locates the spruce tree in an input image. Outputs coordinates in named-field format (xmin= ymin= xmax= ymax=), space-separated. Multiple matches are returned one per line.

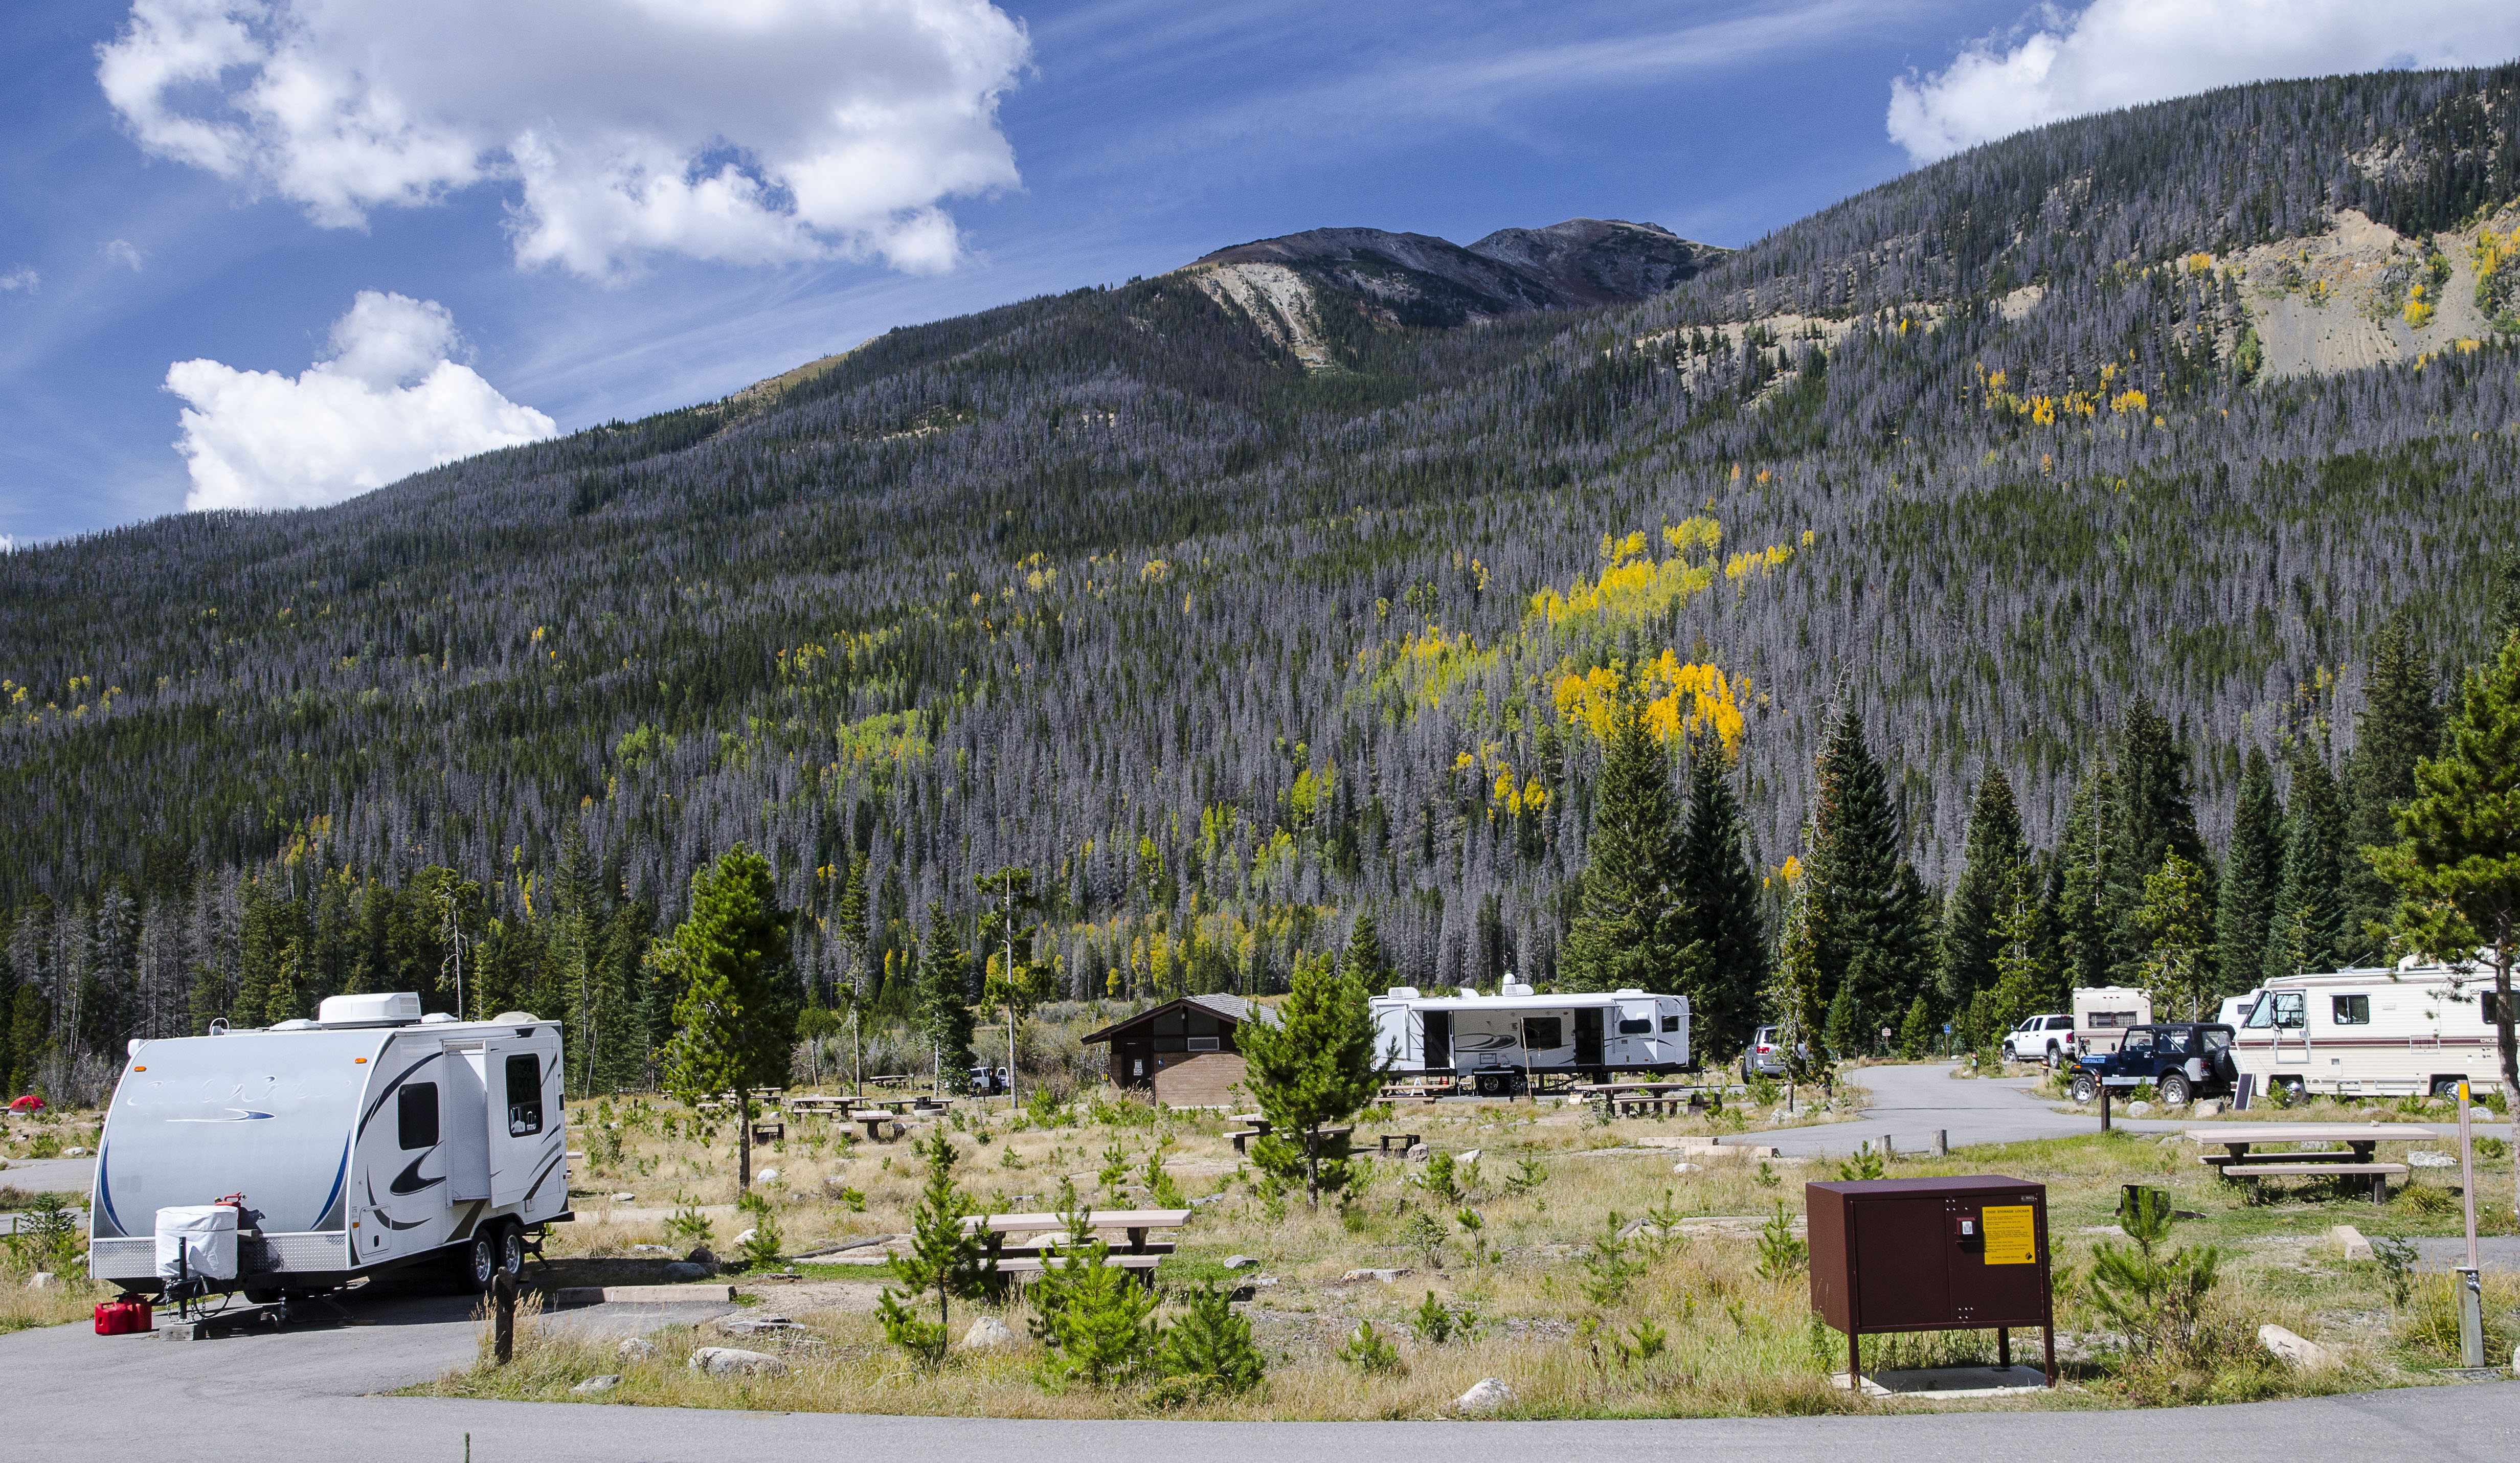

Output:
xmin=1237 ymin=953 xmax=1389 ymax=1207
xmin=2339 ymin=616 xmax=2440 ymax=963
xmin=1341 ymin=909 xmax=1393 ymax=988
xmin=657 ymin=845 xmax=795 ymax=1192
xmin=1808 ymin=705 xmax=1900 ymax=1033
xmin=1765 ymin=869 xmax=1827 ymax=1075
xmin=2108 ymin=701 xmax=2209 ymax=975
xmin=1940 ymin=768 xmax=2028 ymax=1012
xmin=2264 ymin=739 xmax=2347 ymax=980
xmin=2056 ymin=762 xmax=2122 ymax=989
xmin=1561 ymin=682 xmax=1689 ymax=993
xmin=1674 ymin=738 xmax=1767 ymax=1055
xmin=913 ymin=902 xmax=978 ymax=1092
xmin=2216 ymin=748 xmax=2284 ymax=994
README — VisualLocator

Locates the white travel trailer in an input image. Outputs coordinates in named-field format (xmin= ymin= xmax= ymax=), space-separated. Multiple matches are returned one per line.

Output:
xmin=2232 ymin=963 xmax=2512 ymax=1101
xmin=87 ymin=993 xmax=571 ymax=1299
xmin=1369 ymin=984 xmax=1690 ymax=1095
xmin=2072 ymin=986 xmax=2153 ymax=1055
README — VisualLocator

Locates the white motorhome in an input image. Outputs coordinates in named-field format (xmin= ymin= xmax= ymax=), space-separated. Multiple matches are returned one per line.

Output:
xmin=2232 ymin=963 xmax=2512 ymax=1101
xmin=88 ymin=993 xmax=571 ymax=1300
xmin=2072 ymin=986 xmax=2153 ymax=1055
xmin=1369 ymin=984 xmax=1690 ymax=1095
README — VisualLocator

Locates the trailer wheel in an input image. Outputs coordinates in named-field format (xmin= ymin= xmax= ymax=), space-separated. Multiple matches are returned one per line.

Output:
xmin=447 ymin=1231 xmax=498 ymax=1294
xmin=497 ymin=1223 xmax=527 ymax=1278
xmin=2271 ymin=1076 xmax=2306 ymax=1107
xmin=2431 ymin=1076 xmax=2467 ymax=1099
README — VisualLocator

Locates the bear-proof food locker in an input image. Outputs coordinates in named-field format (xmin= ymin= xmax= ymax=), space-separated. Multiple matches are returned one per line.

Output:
xmin=1805 ymin=1174 xmax=2055 ymax=1387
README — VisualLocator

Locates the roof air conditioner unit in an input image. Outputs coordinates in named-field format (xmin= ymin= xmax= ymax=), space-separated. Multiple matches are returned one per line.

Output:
xmin=317 ymin=992 xmax=422 ymax=1027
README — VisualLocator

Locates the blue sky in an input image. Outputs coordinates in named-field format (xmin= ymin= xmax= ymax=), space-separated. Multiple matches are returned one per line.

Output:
xmin=4 ymin=1 xmax=2515 ymax=545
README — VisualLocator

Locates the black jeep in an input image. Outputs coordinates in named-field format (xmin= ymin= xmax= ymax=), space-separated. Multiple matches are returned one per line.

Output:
xmin=2066 ymin=1022 xmax=2239 ymax=1106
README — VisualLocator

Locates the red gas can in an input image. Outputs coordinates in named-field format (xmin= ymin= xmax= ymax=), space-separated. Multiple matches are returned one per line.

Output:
xmin=94 ymin=1298 xmax=153 ymax=1335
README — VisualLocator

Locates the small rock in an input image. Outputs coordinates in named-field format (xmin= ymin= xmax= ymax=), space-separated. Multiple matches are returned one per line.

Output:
xmin=630 ymin=1243 xmax=672 ymax=1254
xmin=1223 ymin=1254 xmax=1259 ymax=1270
xmin=732 ymin=1228 xmax=759 ymax=1249
xmin=2126 ymin=1101 xmax=2153 ymax=1118
xmin=685 ymin=1247 xmax=717 ymax=1267
xmin=756 ymin=1169 xmax=779 ymax=1184
xmin=1454 ymin=1377 xmax=1514 ymax=1414
xmin=1341 ymin=1267 xmax=1411 ymax=1284
xmin=2409 ymin=1151 xmax=2456 ymax=1168
xmin=689 ymin=1346 xmax=788 ymax=1378
xmin=2258 ymin=1323 xmax=2332 ymax=1369
xmin=1190 ymin=1193 xmax=1229 ymax=1207
xmin=2194 ymin=1100 xmax=2224 ymax=1117
xmin=618 ymin=1337 xmax=659 ymax=1359
xmin=572 ymin=1374 xmax=622 ymax=1394
xmin=661 ymin=1262 xmax=711 ymax=1280
xmin=2330 ymin=1224 xmax=2373 ymax=1262
xmin=27 ymin=1272 xmax=55 ymax=1289
xmin=611 ymin=1193 xmax=637 ymax=1203
xmin=64 ymin=1146 xmax=87 ymax=1157
xmin=1672 ymin=1162 xmax=1701 ymax=1174
xmin=960 ymin=1315 xmax=1016 ymax=1350
xmin=715 ymin=1316 xmax=794 ymax=1337
xmin=1458 ymin=1149 xmax=1482 ymax=1165
xmin=1405 ymin=1142 xmax=1429 ymax=1161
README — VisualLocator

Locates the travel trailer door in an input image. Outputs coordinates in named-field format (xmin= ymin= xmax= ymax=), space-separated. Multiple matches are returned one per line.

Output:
xmin=484 ymin=1037 xmax=551 ymax=1207
xmin=440 ymin=1044 xmax=491 ymax=1202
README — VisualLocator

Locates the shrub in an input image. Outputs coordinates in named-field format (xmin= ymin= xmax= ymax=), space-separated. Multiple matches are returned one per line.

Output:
xmin=1152 ymin=1281 xmax=1265 ymax=1399
xmin=1834 ymin=1142 xmax=1885 ymax=1181
xmin=1032 ymin=1242 xmax=1160 ymax=1388
xmin=1335 ymin=1318 xmax=1404 ymax=1374
xmin=1756 ymin=1200 xmax=1807 ymax=1280
xmin=1416 ymin=1151 xmax=1460 ymax=1203
xmin=1580 ymin=1211 xmax=1644 ymax=1307
xmin=1 ymin=1191 xmax=79 ymax=1276
xmin=2087 ymin=1187 xmax=2223 ymax=1362
xmin=662 ymin=1196 xmax=714 ymax=1250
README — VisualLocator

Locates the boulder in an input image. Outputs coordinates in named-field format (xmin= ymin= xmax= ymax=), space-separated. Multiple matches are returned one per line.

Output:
xmin=27 ymin=1272 xmax=55 ymax=1289
xmin=661 ymin=1262 xmax=712 ymax=1281
xmin=1672 ymin=1162 xmax=1701 ymax=1174
xmin=689 ymin=1346 xmax=789 ymax=1378
xmin=2409 ymin=1151 xmax=2456 ymax=1168
xmin=2257 ymin=1324 xmax=2332 ymax=1369
xmin=611 ymin=1193 xmax=638 ymax=1203
xmin=64 ymin=1146 xmax=87 ymax=1157
xmin=1340 ymin=1267 xmax=1412 ymax=1284
xmin=1406 ymin=1143 xmax=1430 ymax=1161
xmin=960 ymin=1315 xmax=1017 ymax=1350
xmin=1222 ymin=1254 xmax=1260 ymax=1270
xmin=731 ymin=1228 xmax=759 ymax=1249
xmin=1457 ymin=1149 xmax=1482 ymax=1165
xmin=685 ymin=1247 xmax=717 ymax=1267
xmin=756 ymin=1168 xmax=779 ymax=1184
xmin=571 ymin=1374 xmax=622 ymax=1394
xmin=2125 ymin=1101 xmax=2153 ymax=1117
xmin=618 ymin=1338 xmax=659 ymax=1359
xmin=2330 ymin=1224 xmax=2374 ymax=1262
xmin=1454 ymin=1377 xmax=1514 ymax=1414
xmin=2194 ymin=1100 xmax=2224 ymax=1117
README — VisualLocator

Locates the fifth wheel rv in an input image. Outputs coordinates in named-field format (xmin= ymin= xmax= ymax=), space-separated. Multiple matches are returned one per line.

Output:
xmin=2231 ymin=962 xmax=2512 ymax=1101
xmin=87 ymin=992 xmax=571 ymax=1301
xmin=1369 ymin=984 xmax=1690 ymax=1094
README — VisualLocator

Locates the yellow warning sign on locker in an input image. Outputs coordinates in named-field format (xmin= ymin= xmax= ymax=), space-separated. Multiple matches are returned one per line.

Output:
xmin=1980 ymin=1204 xmax=2037 ymax=1265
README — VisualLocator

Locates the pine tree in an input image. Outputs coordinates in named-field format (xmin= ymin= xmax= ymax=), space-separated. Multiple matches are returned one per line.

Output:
xmin=2368 ymin=629 xmax=2520 ymax=1132
xmin=1807 ymin=706 xmax=1900 ymax=1034
xmin=657 ymin=846 xmax=795 ymax=1192
xmin=913 ymin=903 xmax=977 ymax=1092
xmin=1237 ymin=952 xmax=1389 ymax=1207
xmin=1765 ymin=870 xmax=1826 ymax=1075
xmin=1561 ymin=683 xmax=1689 ymax=993
xmin=834 ymin=851 xmax=871 ymax=996
xmin=2057 ymin=762 xmax=2123 ymax=989
xmin=1940 ymin=768 xmax=2028 ymax=1012
xmin=2136 ymin=851 xmax=2217 ymax=1021
xmin=1340 ymin=909 xmax=1392 ymax=988
xmin=1673 ymin=738 xmax=1766 ymax=1055
xmin=1988 ymin=864 xmax=2056 ymax=1034
xmin=2109 ymin=701 xmax=2209 ymax=976
xmin=2217 ymin=749 xmax=2284 ymax=995
xmin=2264 ymin=739 xmax=2347 ymax=980
xmin=2339 ymin=616 xmax=2440 ymax=963
xmin=876 ymin=1131 xmax=987 ymax=1366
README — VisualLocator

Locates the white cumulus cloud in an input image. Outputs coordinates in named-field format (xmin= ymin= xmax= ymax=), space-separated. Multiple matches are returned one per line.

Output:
xmin=103 ymin=239 xmax=147 ymax=272
xmin=1888 ymin=2 xmax=2520 ymax=164
xmin=1 ymin=267 xmax=37 ymax=292
xmin=168 ymin=290 xmax=557 ymax=512
xmin=97 ymin=0 xmax=1030 ymax=280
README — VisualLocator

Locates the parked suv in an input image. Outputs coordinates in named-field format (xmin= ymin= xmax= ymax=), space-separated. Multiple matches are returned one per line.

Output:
xmin=1741 ymin=1025 xmax=1808 ymax=1079
xmin=2001 ymin=1014 xmax=2076 ymax=1066
xmin=2065 ymin=1023 xmax=2238 ymax=1106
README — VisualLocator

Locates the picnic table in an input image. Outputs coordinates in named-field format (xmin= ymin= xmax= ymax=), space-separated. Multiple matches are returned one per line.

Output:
xmin=1380 ymin=1078 xmax=1452 ymax=1102
xmin=2188 ymin=1123 xmax=2439 ymax=1203
xmin=1226 ymin=1115 xmax=1350 ymax=1153
xmin=1570 ymin=1081 xmax=1718 ymax=1116
xmin=958 ymin=1208 xmax=1193 ymax=1287
xmin=784 ymin=1095 xmax=854 ymax=1114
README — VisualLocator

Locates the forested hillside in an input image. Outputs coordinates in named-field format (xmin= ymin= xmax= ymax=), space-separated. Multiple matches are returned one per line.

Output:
xmin=7 ymin=63 xmax=2520 ymax=1101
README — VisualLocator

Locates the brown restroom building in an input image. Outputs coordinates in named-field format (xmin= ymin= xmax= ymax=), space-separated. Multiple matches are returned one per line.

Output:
xmin=1081 ymin=994 xmax=1274 ymax=1107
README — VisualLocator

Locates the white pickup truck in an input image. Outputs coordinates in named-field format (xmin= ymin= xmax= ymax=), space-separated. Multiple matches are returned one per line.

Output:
xmin=2000 ymin=1013 xmax=2077 ymax=1065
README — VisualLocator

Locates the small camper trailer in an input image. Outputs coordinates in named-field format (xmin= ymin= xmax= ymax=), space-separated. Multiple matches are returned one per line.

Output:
xmin=1369 ymin=984 xmax=1690 ymax=1094
xmin=2071 ymin=986 xmax=2153 ymax=1055
xmin=2230 ymin=962 xmax=2512 ymax=1101
xmin=87 ymin=993 xmax=571 ymax=1300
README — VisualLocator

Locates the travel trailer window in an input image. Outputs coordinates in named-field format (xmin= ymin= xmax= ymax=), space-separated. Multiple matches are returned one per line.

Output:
xmin=1618 ymin=1018 xmax=1653 ymax=1034
xmin=2087 ymin=1010 xmax=2137 ymax=1028
xmin=504 ymin=1054 xmax=544 ymax=1137
xmin=1522 ymin=1017 xmax=1563 ymax=1049
xmin=2487 ymin=992 xmax=2507 ymax=1025
xmin=2331 ymin=995 xmax=2371 ymax=1026
xmin=398 ymin=1083 xmax=439 ymax=1150
xmin=1661 ymin=1014 xmax=1680 ymax=1032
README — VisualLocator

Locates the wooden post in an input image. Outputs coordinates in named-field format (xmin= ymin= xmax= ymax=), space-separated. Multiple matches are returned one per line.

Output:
xmin=492 ymin=1268 xmax=516 ymax=1365
xmin=1932 ymin=1128 xmax=1948 ymax=1156
xmin=2099 ymin=1082 xmax=2111 ymax=1132
xmin=1997 ymin=1325 xmax=2010 ymax=1368
xmin=1848 ymin=1327 xmax=1862 ymax=1394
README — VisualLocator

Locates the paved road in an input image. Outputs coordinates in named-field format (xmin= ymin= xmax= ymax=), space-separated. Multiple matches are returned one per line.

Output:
xmin=3 ymin=1277 xmax=2515 ymax=1461
xmin=1722 ymin=1063 xmax=2515 ymax=1159
xmin=1 ymin=1156 xmax=95 ymax=1192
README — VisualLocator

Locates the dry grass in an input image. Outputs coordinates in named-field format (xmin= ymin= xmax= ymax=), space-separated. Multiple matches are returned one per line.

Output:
xmin=398 ymin=1087 xmax=2517 ymax=1417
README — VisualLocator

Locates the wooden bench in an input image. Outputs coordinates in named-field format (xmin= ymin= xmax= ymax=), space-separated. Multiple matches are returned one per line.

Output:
xmin=961 ymin=1209 xmax=1191 ymax=1289
xmin=1227 ymin=1114 xmax=1270 ymax=1153
xmin=1380 ymin=1082 xmax=1448 ymax=1102
xmin=989 ymin=1252 xmax=1167 ymax=1283
xmin=751 ymin=1121 xmax=785 ymax=1144
xmin=2213 ymin=1161 xmax=2409 ymax=1204
xmin=1377 ymin=1132 xmax=1421 ymax=1154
